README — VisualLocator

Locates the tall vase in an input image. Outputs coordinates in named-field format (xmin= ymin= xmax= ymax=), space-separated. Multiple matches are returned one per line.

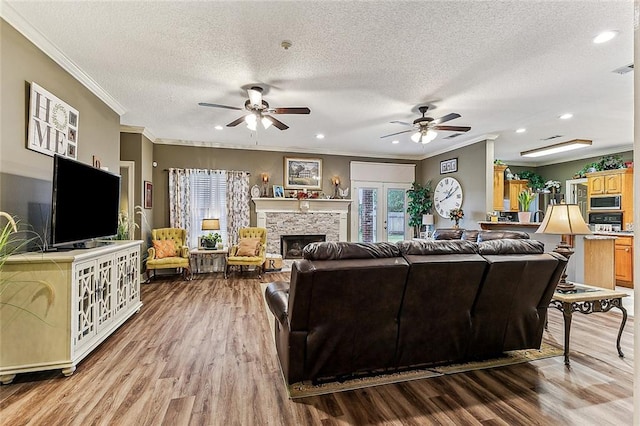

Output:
xmin=453 ymin=220 xmax=459 ymax=229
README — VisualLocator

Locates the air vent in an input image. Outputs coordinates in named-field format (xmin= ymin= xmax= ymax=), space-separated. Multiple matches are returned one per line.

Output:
xmin=541 ymin=135 xmax=563 ymax=141
xmin=445 ymin=133 xmax=462 ymax=139
xmin=612 ymin=63 xmax=634 ymax=75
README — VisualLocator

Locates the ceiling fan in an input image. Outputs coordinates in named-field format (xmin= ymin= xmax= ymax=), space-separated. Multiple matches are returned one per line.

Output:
xmin=381 ymin=106 xmax=471 ymax=144
xmin=198 ymin=86 xmax=310 ymax=131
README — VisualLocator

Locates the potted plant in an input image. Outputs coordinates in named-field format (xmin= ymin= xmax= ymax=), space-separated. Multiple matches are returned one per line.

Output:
xmin=201 ymin=232 xmax=222 ymax=249
xmin=407 ymin=181 xmax=433 ymax=237
xmin=448 ymin=208 xmax=464 ymax=229
xmin=517 ymin=189 xmax=536 ymax=223
xmin=544 ymin=180 xmax=561 ymax=194
xmin=518 ymin=171 xmax=545 ymax=191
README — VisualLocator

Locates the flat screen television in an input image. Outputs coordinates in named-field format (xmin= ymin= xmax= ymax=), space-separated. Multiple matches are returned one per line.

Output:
xmin=51 ymin=155 xmax=121 ymax=247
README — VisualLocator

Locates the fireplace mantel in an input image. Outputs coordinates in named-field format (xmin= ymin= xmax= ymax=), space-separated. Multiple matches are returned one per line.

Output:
xmin=252 ymin=197 xmax=351 ymax=213
xmin=253 ymin=198 xmax=351 ymax=250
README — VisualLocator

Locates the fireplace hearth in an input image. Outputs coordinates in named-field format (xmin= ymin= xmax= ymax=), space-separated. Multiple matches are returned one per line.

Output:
xmin=281 ymin=234 xmax=326 ymax=259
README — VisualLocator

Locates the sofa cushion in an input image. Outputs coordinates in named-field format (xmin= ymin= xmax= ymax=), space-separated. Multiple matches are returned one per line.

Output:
xmin=237 ymin=237 xmax=262 ymax=256
xmin=396 ymin=239 xmax=478 ymax=255
xmin=432 ymin=228 xmax=464 ymax=240
xmin=303 ymin=241 xmax=401 ymax=260
xmin=478 ymin=239 xmax=544 ymax=255
xmin=477 ymin=230 xmax=531 ymax=242
xmin=152 ymin=239 xmax=177 ymax=259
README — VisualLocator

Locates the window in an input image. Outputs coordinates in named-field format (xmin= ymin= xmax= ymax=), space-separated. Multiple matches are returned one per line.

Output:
xmin=189 ymin=170 xmax=227 ymax=247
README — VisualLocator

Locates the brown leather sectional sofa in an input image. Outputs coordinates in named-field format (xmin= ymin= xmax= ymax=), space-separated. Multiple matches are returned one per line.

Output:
xmin=265 ymin=232 xmax=566 ymax=385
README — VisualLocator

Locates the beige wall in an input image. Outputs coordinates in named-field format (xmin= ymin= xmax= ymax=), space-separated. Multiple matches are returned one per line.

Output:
xmin=418 ymin=141 xmax=489 ymax=230
xmin=0 ymin=19 xmax=120 ymax=238
xmin=151 ymin=144 xmax=420 ymax=229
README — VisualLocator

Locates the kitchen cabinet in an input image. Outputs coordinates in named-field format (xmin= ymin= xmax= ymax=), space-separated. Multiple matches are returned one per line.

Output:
xmin=614 ymin=235 xmax=633 ymax=287
xmin=583 ymin=236 xmax=616 ymax=289
xmin=587 ymin=168 xmax=633 ymax=227
xmin=493 ymin=165 xmax=507 ymax=211
xmin=503 ymin=180 xmax=529 ymax=212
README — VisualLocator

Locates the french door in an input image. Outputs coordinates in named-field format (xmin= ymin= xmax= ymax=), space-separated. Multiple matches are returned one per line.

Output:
xmin=351 ymin=181 xmax=412 ymax=243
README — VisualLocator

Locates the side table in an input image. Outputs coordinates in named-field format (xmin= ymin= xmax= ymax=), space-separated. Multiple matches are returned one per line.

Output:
xmin=549 ymin=283 xmax=628 ymax=366
xmin=190 ymin=248 xmax=228 ymax=274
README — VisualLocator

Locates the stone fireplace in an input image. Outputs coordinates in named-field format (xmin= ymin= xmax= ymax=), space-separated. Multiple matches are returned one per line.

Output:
xmin=253 ymin=198 xmax=350 ymax=255
xmin=281 ymin=234 xmax=326 ymax=259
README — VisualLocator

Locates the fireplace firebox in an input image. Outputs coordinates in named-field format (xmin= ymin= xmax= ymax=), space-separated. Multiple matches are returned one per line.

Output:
xmin=281 ymin=234 xmax=326 ymax=259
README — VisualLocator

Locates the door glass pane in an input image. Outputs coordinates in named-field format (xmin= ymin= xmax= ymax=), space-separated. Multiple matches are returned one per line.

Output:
xmin=386 ymin=188 xmax=407 ymax=243
xmin=358 ymin=187 xmax=378 ymax=242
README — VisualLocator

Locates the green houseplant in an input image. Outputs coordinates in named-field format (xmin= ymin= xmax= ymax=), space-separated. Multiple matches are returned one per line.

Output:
xmin=201 ymin=232 xmax=222 ymax=249
xmin=407 ymin=181 xmax=433 ymax=237
xmin=517 ymin=171 xmax=545 ymax=191
xmin=518 ymin=189 xmax=536 ymax=211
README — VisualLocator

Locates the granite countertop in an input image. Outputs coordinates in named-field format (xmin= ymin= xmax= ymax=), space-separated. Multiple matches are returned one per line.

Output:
xmin=592 ymin=231 xmax=634 ymax=237
xmin=477 ymin=221 xmax=542 ymax=228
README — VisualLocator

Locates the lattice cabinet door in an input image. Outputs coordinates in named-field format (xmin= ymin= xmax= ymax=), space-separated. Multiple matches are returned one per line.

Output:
xmin=73 ymin=259 xmax=97 ymax=351
xmin=96 ymin=256 xmax=115 ymax=329
xmin=126 ymin=248 xmax=140 ymax=303
xmin=115 ymin=250 xmax=131 ymax=313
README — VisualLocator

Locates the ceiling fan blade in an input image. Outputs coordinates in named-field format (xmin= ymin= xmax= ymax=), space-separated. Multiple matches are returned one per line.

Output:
xmin=380 ymin=129 xmax=413 ymax=138
xmin=434 ymin=125 xmax=471 ymax=132
xmin=226 ymin=116 xmax=247 ymax=127
xmin=433 ymin=113 xmax=461 ymax=124
xmin=198 ymin=102 xmax=243 ymax=111
xmin=273 ymin=107 xmax=311 ymax=114
xmin=390 ymin=120 xmax=414 ymax=127
xmin=265 ymin=115 xmax=289 ymax=130
xmin=247 ymin=87 xmax=263 ymax=107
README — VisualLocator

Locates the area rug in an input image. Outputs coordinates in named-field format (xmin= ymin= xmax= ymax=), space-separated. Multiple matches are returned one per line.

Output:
xmin=260 ymin=283 xmax=563 ymax=399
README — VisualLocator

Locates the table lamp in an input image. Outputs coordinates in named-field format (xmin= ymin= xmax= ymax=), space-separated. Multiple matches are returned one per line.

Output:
xmin=422 ymin=213 xmax=434 ymax=238
xmin=201 ymin=218 xmax=221 ymax=248
xmin=535 ymin=204 xmax=591 ymax=292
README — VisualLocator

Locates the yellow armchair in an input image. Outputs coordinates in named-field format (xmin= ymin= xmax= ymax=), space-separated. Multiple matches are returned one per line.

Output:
xmin=146 ymin=228 xmax=191 ymax=281
xmin=226 ymin=227 xmax=267 ymax=279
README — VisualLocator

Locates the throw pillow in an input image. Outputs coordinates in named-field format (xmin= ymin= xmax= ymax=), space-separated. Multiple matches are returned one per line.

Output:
xmin=236 ymin=237 xmax=261 ymax=257
xmin=153 ymin=240 xmax=177 ymax=259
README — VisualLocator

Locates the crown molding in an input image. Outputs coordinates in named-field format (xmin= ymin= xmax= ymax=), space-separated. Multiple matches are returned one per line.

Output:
xmin=417 ymin=133 xmax=499 ymax=160
xmin=1 ymin=2 xmax=126 ymax=115
xmin=120 ymin=125 xmax=156 ymax=142
xmin=152 ymin=138 xmax=425 ymax=161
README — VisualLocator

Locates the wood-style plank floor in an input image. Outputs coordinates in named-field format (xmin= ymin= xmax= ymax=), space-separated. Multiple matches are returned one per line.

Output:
xmin=0 ymin=272 xmax=633 ymax=425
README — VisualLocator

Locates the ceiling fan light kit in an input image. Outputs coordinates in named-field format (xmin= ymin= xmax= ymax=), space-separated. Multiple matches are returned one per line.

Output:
xmin=520 ymin=139 xmax=592 ymax=158
xmin=199 ymin=85 xmax=310 ymax=132
xmin=381 ymin=105 xmax=470 ymax=143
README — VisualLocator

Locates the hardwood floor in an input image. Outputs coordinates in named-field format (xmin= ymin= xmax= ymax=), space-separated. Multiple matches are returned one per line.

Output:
xmin=0 ymin=272 xmax=633 ymax=425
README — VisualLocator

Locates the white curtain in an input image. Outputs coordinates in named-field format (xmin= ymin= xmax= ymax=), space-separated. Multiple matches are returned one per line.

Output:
xmin=188 ymin=169 xmax=227 ymax=248
xmin=169 ymin=168 xmax=228 ymax=249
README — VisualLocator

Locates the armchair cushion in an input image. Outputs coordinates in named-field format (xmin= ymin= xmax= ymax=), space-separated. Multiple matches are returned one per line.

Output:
xmin=153 ymin=239 xmax=177 ymax=259
xmin=237 ymin=237 xmax=262 ymax=256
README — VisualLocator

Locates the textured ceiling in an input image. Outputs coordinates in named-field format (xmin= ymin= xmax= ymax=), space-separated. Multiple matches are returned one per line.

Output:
xmin=3 ymin=1 xmax=634 ymax=165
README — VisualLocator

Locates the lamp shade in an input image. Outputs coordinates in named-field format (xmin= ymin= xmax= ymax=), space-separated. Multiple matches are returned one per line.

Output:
xmin=201 ymin=218 xmax=220 ymax=231
xmin=535 ymin=204 xmax=591 ymax=235
xmin=422 ymin=214 xmax=434 ymax=225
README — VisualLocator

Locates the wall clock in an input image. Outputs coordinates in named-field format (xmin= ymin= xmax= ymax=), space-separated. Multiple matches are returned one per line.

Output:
xmin=434 ymin=177 xmax=463 ymax=218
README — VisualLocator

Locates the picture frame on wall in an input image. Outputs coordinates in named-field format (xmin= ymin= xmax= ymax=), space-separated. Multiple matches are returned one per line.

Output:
xmin=284 ymin=157 xmax=322 ymax=190
xmin=440 ymin=158 xmax=458 ymax=174
xmin=144 ymin=181 xmax=153 ymax=208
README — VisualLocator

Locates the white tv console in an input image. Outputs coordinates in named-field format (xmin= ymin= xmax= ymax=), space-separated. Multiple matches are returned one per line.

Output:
xmin=0 ymin=240 xmax=142 ymax=384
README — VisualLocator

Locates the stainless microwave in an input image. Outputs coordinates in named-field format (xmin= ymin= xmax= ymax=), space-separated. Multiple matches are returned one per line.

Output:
xmin=589 ymin=195 xmax=622 ymax=210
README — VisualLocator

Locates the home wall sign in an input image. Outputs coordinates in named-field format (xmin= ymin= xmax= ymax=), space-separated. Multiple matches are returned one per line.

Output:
xmin=27 ymin=82 xmax=79 ymax=160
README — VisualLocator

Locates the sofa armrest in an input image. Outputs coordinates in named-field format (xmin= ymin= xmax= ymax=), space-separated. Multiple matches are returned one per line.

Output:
xmin=229 ymin=245 xmax=239 ymax=256
xmin=147 ymin=247 xmax=156 ymax=260
xmin=265 ymin=281 xmax=290 ymax=327
xmin=180 ymin=245 xmax=190 ymax=258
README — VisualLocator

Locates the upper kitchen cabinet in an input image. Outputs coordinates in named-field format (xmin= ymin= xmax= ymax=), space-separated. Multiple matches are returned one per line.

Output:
xmin=493 ymin=164 xmax=508 ymax=211
xmin=586 ymin=168 xmax=633 ymax=219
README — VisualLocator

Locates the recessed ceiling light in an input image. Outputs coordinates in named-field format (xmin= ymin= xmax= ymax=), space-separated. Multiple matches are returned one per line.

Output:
xmin=392 ymin=140 xmax=400 ymax=144
xmin=516 ymin=128 xmax=526 ymax=133
xmin=316 ymin=134 xmax=325 ymax=139
xmin=593 ymin=30 xmax=618 ymax=44
xmin=214 ymin=125 xmax=223 ymax=130
xmin=559 ymin=113 xmax=573 ymax=120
